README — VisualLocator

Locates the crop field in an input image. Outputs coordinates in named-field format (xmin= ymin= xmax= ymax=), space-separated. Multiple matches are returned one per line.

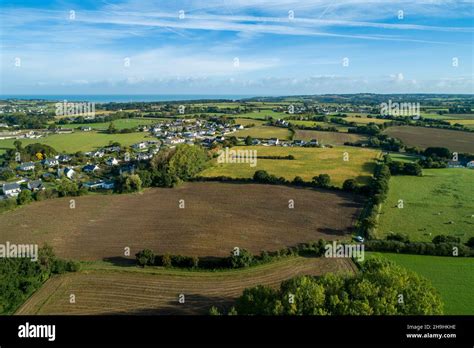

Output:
xmin=200 ymin=146 xmax=379 ymax=186
xmin=233 ymin=125 xmax=292 ymax=139
xmin=0 ymin=183 xmax=363 ymax=261
xmin=16 ymin=257 xmax=355 ymax=315
xmin=0 ymin=131 xmax=152 ymax=153
xmin=367 ymin=253 xmax=474 ymax=315
xmin=294 ymin=129 xmax=366 ymax=145
xmin=377 ymin=169 xmax=474 ymax=242
xmin=233 ymin=118 xmax=266 ymax=126
xmin=384 ymin=126 xmax=474 ymax=153
xmin=447 ymin=119 xmax=474 ymax=129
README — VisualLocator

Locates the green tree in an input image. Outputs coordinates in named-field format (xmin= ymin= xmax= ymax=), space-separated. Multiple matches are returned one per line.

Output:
xmin=123 ymin=174 xmax=142 ymax=192
xmin=244 ymin=136 xmax=253 ymax=146
xmin=313 ymin=174 xmax=331 ymax=188
xmin=107 ymin=122 xmax=117 ymax=134
xmin=17 ymin=189 xmax=33 ymax=205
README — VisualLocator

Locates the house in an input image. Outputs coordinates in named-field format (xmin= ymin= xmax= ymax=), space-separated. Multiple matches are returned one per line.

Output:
xmin=42 ymin=158 xmax=59 ymax=167
xmin=467 ymin=161 xmax=474 ymax=169
xmin=83 ymin=180 xmax=104 ymax=189
xmin=58 ymin=154 xmax=72 ymax=163
xmin=136 ymin=153 xmax=151 ymax=161
xmin=63 ymin=167 xmax=75 ymax=179
xmin=92 ymin=150 xmax=105 ymax=158
xmin=309 ymin=139 xmax=319 ymax=146
xmin=447 ymin=161 xmax=463 ymax=168
xmin=27 ymin=179 xmax=44 ymax=191
xmin=268 ymin=138 xmax=280 ymax=146
xmin=293 ymin=140 xmax=306 ymax=146
xmin=104 ymin=146 xmax=121 ymax=153
xmin=80 ymin=126 xmax=92 ymax=131
xmin=119 ymin=164 xmax=135 ymax=175
xmin=18 ymin=162 xmax=36 ymax=171
xmin=1 ymin=183 xmax=21 ymax=197
xmin=105 ymin=158 xmax=119 ymax=166
xmin=132 ymin=142 xmax=147 ymax=150
xmin=102 ymin=181 xmax=115 ymax=189
xmin=83 ymin=164 xmax=100 ymax=173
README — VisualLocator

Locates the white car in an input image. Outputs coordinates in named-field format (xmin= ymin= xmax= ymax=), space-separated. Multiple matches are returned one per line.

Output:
xmin=354 ymin=236 xmax=365 ymax=243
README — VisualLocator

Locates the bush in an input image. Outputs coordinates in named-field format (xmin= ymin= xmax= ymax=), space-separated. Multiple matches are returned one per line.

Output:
xmin=432 ymin=235 xmax=460 ymax=244
xmin=312 ymin=174 xmax=331 ymax=188
xmin=387 ymin=233 xmax=410 ymax=243
xmin=17 ymin=189 xmax=33 ymax=205
xmin=466 ymin=237 xmax=474 ymax=248
xmin=342 ymin=179 xmax=358 ymax=192
xmin=230 ymin=249 xmax=255 ymax=268
xmin=135 ymin=249 xmax=155 ymax=267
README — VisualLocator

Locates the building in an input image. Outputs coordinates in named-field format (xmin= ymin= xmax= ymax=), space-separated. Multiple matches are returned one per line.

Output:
xmin=43 ymin=158 xmax=59 ymax=167
xmin=27 ymin=180 xmax=44 ymax=191
xmin=467 ymin=161 xmax=474 ymax=169
xmin=18 ymin=162 xmax=36 ymax=171
xmin=83 ymin=164 xmax=100 ymax=173
xmin=63 ymin=167 xmax=75 ymax=179
xmin=105 ymin=158 xmax=119 ymax=166
xmin=80 ymin=126 xmax=92 ymax=131
xmin=2 ymin=183 xmax=21 ymax=197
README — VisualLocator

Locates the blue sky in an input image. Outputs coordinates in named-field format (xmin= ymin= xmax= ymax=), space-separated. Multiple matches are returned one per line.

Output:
xmin=0 ymin=0 xmax=473 ymax=95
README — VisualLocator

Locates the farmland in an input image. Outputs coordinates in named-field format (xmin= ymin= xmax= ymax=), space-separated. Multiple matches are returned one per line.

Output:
xmin=367 ymin=253 xmax=474 ymax=315
xmin=68 ymin=118 xmax=158 ymax=130
xmin=232 ymin=125 xmax=292 ymax=139
xmin=384 ymin=126 xmax=474 ymax=153
xmin=294 ymin=130 xmax=366 ymax=145
xmin=377 ymin=169 xmax=474 ymax=242
xmin=0 ymin=183 xmax=363 ymax=261
xmin=200 ymin=146 xmax=379 ymax=186
xmin=16 ymin=256 xmax=355 ymax=315
xmin=0 ymin=131 xmax=152 ymax=153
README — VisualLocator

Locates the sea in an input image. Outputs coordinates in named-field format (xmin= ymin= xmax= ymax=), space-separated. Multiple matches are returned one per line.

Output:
xmin=0 ymin=95 xmax=258 ymax=103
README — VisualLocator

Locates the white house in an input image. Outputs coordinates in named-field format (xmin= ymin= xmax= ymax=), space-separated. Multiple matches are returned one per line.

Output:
xmin=2 ymin=183 xmax=21 ymax=197
xmin=18 ymin=162 xmax=35 ymax=171
xmin=83 ymin=164 xmax=100 ymax=173
xmin=63 ymin=167 xmax=75 ymax=179
xmin=467 ymin=161 xmax=474 ymax=169
xmin=43 ymin=158 xmax=59 ymax=167
xmin=132 ymin=142 xmax=147 ymax=150
xmin=268 ymin=138 xmax=280 ymax=146
xmin=105 ymin=158 xmax=119 ymax=166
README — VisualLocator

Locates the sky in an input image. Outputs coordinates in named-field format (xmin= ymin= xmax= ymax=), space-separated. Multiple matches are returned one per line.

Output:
xmin=0 ymin=0 xmax=473 ymax=95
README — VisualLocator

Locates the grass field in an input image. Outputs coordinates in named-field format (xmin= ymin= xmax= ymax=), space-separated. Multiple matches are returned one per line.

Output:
xmin=367 ymin=253 xmax=474 ymax=315
xmin=344 ymin=116 xmax=388 ymax=125
xmin=0 ymin=183 xmax=363 ymax=260
xmin=377 ymin=169 xmax=474 ymax=242
xmin=233 ymin=125 xmax=292 ymax=139
xmin=69 ymin=118 xmax=157 ymax=130
xmin=447 ymin=119 xmax=474 ymax=129
xmin=228 ymin=110 xmax=288 ymax=119
xmin=384 ymin=126 xmax=474 ymax=153
xmin=294 ymin=130 xmax=366 ymax=146
xmin=200 ymin=146 xmax=379 ymax=186
xmin=16 ymin=256 xmax=355 ymax=315
xmin=233 ymin=118 xmax=266 ymax=126
xmin=0 ymin=131 xmax=152 ymax=153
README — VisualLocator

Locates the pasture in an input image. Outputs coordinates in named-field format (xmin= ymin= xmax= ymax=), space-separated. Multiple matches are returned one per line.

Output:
xmin=377 ymin=169 xmax=474 ymax=243
xmin=69 ymin=118 xmax=157 ymax=130
xmin=367 ymin=253 xmax=474 ymax=315
xmin=16 ymin=256 xmax=355 ymax=315
xmin=200 ymin=146 xmax=379 ymax=186
xmin=384 ymin=126 xmax=474 ymax=153
xmin=0 ymin=131 xmax=152 ymax=153
xmin=232 ymin=125 xmax=292 ymax=139
xmin=294 ymin=130 xmax=366 ymax=146
xmin=0 ymin=182 xmax=363 ymax=261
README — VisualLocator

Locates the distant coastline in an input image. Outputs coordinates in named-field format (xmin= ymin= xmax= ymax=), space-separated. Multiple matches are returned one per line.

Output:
xmin=0 ymin=94 xmax=257 ymax=103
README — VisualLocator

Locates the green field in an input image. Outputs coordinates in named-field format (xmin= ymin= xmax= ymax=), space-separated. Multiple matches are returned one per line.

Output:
xmin=0 ymin=131 xmax=153 ymax=153
xmin=69 ymin=118 xmax=157 ymax=130
xmin=234 ymin=110 xmax=288 ymax=119
xmin=368 ymin=253 xmax=474 ymax=315
xmin=200 ymin=145 xmax=380 ymax=186
xmin=233 ymin=125 xmax=292 ymax=140
xmin=294 ymin=129 xmax=366 ymax=145
xmin=377 ymin=169 xmax=474 ymax=242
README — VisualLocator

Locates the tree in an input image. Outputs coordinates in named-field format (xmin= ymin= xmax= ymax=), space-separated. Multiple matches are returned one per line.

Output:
xmin=313 ymin=174 xmax=331 ymax=188
xmin=57 ymin=178 xmax=79 ymax=197
xmin=235 ymin=257 xmax=443 ymax=315
xmin=292 ymin=176 xmax=304 ymax=185
xmin=13 ymin=140 xmax=22 ymax=151
xmin=229 ymin=249 xmax=254 ymax=268
xmin=17 ymin=190 xmax=33 ymax=205
xmin=253 ymin=170 xmax=269 ymax=182
xmin=244 ymin=136 xmax=253 ymax=146
xmin=466 ymin=237 xmax=474 ymax=248
xmin=135 ymin=249 xmax=155 ymax=267
xmin=123 ymin=174 xmax=142 ymax=192
xmin=343 ymin=179 xmax=358 ymax=191
xmin=167 ymin=145 xmax=208 ymax=182
xmin=107 ymin=122 xmax=117 ymax=134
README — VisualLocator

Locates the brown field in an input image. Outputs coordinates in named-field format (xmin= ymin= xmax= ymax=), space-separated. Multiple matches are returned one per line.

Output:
xmin=295 ymin=130 xmax=366 ymax=145
xmin=384 ymin=126 xmax=474 ymax=153
xmin=0 ymin=183 xmax=362 ymax=261
xmin=16 ymin=257 xmax=355 ymax=315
